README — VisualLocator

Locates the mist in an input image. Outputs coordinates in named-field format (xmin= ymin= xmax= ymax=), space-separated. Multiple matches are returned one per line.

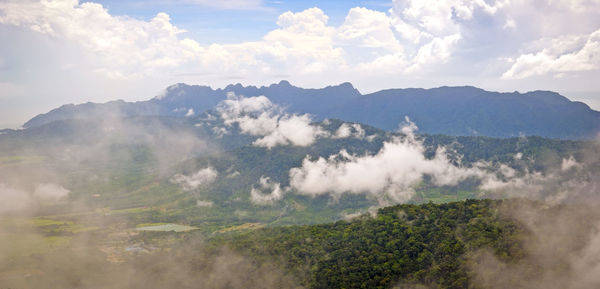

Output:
xmin=467 ymin=139 xmax=600 ymax=288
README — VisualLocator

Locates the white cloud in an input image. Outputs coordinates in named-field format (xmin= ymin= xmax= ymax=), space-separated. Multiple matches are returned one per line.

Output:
xmin=407 ymin=33 xmax=461 ymax=72
xmin=171 ymin=167 xmax=218 ymax=190
xmin=337 ymin=7 xmax=402 ymax=51
xmin=288 ymin=118 xmax=595 ymax=204
xmin=0 ymin=1 xmax=472 ymax=82
xmin=502 ymin=29 xmax=600 ymax=79
xmin=185 ymin=108 xmax=195 ymax=117
xmin=289 ymin=118 xmax=484 ymax=204
xmin=389 ymin=0 xmax=503 ymax=42
xmin=333 ymin=123 xmax=366 ymax=139
xmin=216 ymin=93 xmax=325 ymax=148
xmin=250 ymin=176 xmax=286 ymax=205
xmin=0 ymin=0 xmax=201 ymax=79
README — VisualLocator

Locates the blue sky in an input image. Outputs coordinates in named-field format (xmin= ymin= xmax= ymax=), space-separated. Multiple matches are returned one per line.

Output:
xmin=92 ymin=1 xmax=393 ymax=43
xmin=0 ymin=0 xmax=599 ymax=128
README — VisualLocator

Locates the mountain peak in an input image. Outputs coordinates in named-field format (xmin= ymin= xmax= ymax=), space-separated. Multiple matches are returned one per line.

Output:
xmin=278 ymin=80 xmax=292 ymax=87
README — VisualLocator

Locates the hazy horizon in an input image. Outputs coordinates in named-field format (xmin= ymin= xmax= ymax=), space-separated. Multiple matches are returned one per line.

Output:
xmin=1 ymin=80 xmax=599 ymax=129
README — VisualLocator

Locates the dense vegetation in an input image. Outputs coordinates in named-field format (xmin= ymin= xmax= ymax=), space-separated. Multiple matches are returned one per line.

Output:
xmin=216 ymin=199 xmax=526 ymax=289
xmin=0 ymin=116 xmax=589 ymax=230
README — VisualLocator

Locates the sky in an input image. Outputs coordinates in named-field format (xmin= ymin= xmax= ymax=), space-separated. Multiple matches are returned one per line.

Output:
xmin=0 ymin=0 xmax=599 ymax=128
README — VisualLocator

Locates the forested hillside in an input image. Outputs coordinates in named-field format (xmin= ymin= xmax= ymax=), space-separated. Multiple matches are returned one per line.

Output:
xmin=215 ymin=199 xmax=598 ymax=289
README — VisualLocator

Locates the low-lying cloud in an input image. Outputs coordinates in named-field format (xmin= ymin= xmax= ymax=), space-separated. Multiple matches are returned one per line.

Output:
xmin=287 ymin=118 xmax=597 ymax=205
xmin=333 ymin=122 xmax=366 ymax=139
xmin=250 ymin=176 xmax=286 ymax=205
xmin=289 ymin=118 xmax=482 ymax=203
xmin=216 ymin=93 xmax=325 ymax=148
xmin=171 ymin=167 xmax=218 ymax=191
xmin=0 ymin=182 xmax=69 ymax=215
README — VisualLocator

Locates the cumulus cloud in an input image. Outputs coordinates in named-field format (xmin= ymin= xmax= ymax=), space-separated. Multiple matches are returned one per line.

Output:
xmin=0 ymin=0 xmax=201 ymax=79
xmin=502 ymin=29 xmax=600 ymax=79
xmin=171 ymin=167 xmax=218 ymax=191
xmin=337 ymin=7 xmax=402 ymax=51
xmin=216 ymin=93 xmax=325 ymax=148
xmin=0 ymin=0 xmax=491 ymax=81
xmin=250 ymin=176 xmax=286 ymax=205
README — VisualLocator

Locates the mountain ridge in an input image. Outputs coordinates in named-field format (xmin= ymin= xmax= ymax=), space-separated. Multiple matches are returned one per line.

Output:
xmin=23 ymin=81 xmax=600 ymax=139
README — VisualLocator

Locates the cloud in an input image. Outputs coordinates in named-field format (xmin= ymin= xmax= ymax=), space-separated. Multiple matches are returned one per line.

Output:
xmin=0 ymin=1 xmax=475 ymax=81
xmin=0 ymin=183 xmax=69 ymax=215
xmin=0 ymin=0 xmax=201 ymax=79
xmin=337 ymin=7 xmax=402 ymax=51
xmin=502 ymin=28 xmax=600 ymax=79
xmin=171 ymin=167 xmax=218 ymax=191
xmin=185 ymin=108 xmax=195 ymax=117
xmin=471 ymin=200 xmax=600 ymax=289
xmin=333 ymin=123 xmax=366 ymax=139
xmin=250 ymin=176 xmax=286 ymax=205
xmin=289 ymin=118 xmax=484 ymax=204
xmin=216 ymin=93 xmax=325 ymax=148
xmin=288 ymin=118 xmax=600 ymax=205
xmin=2 ymin=0 xmax=597 ymax=83
xmin=1 ymin=0 xmax=600 ymax=126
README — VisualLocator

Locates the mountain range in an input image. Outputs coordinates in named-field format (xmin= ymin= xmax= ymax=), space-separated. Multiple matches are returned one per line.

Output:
xmin=23 ymin=81 xmax=600 ymax=139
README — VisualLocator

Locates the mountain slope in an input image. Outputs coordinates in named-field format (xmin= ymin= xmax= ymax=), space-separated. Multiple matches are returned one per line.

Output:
xmin=23 ymin=81 xmax=600 ymax=139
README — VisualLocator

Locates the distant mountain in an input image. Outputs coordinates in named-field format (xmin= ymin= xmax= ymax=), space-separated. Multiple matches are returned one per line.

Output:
xmin=24 ymin=81 xmax=600 ymax=139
